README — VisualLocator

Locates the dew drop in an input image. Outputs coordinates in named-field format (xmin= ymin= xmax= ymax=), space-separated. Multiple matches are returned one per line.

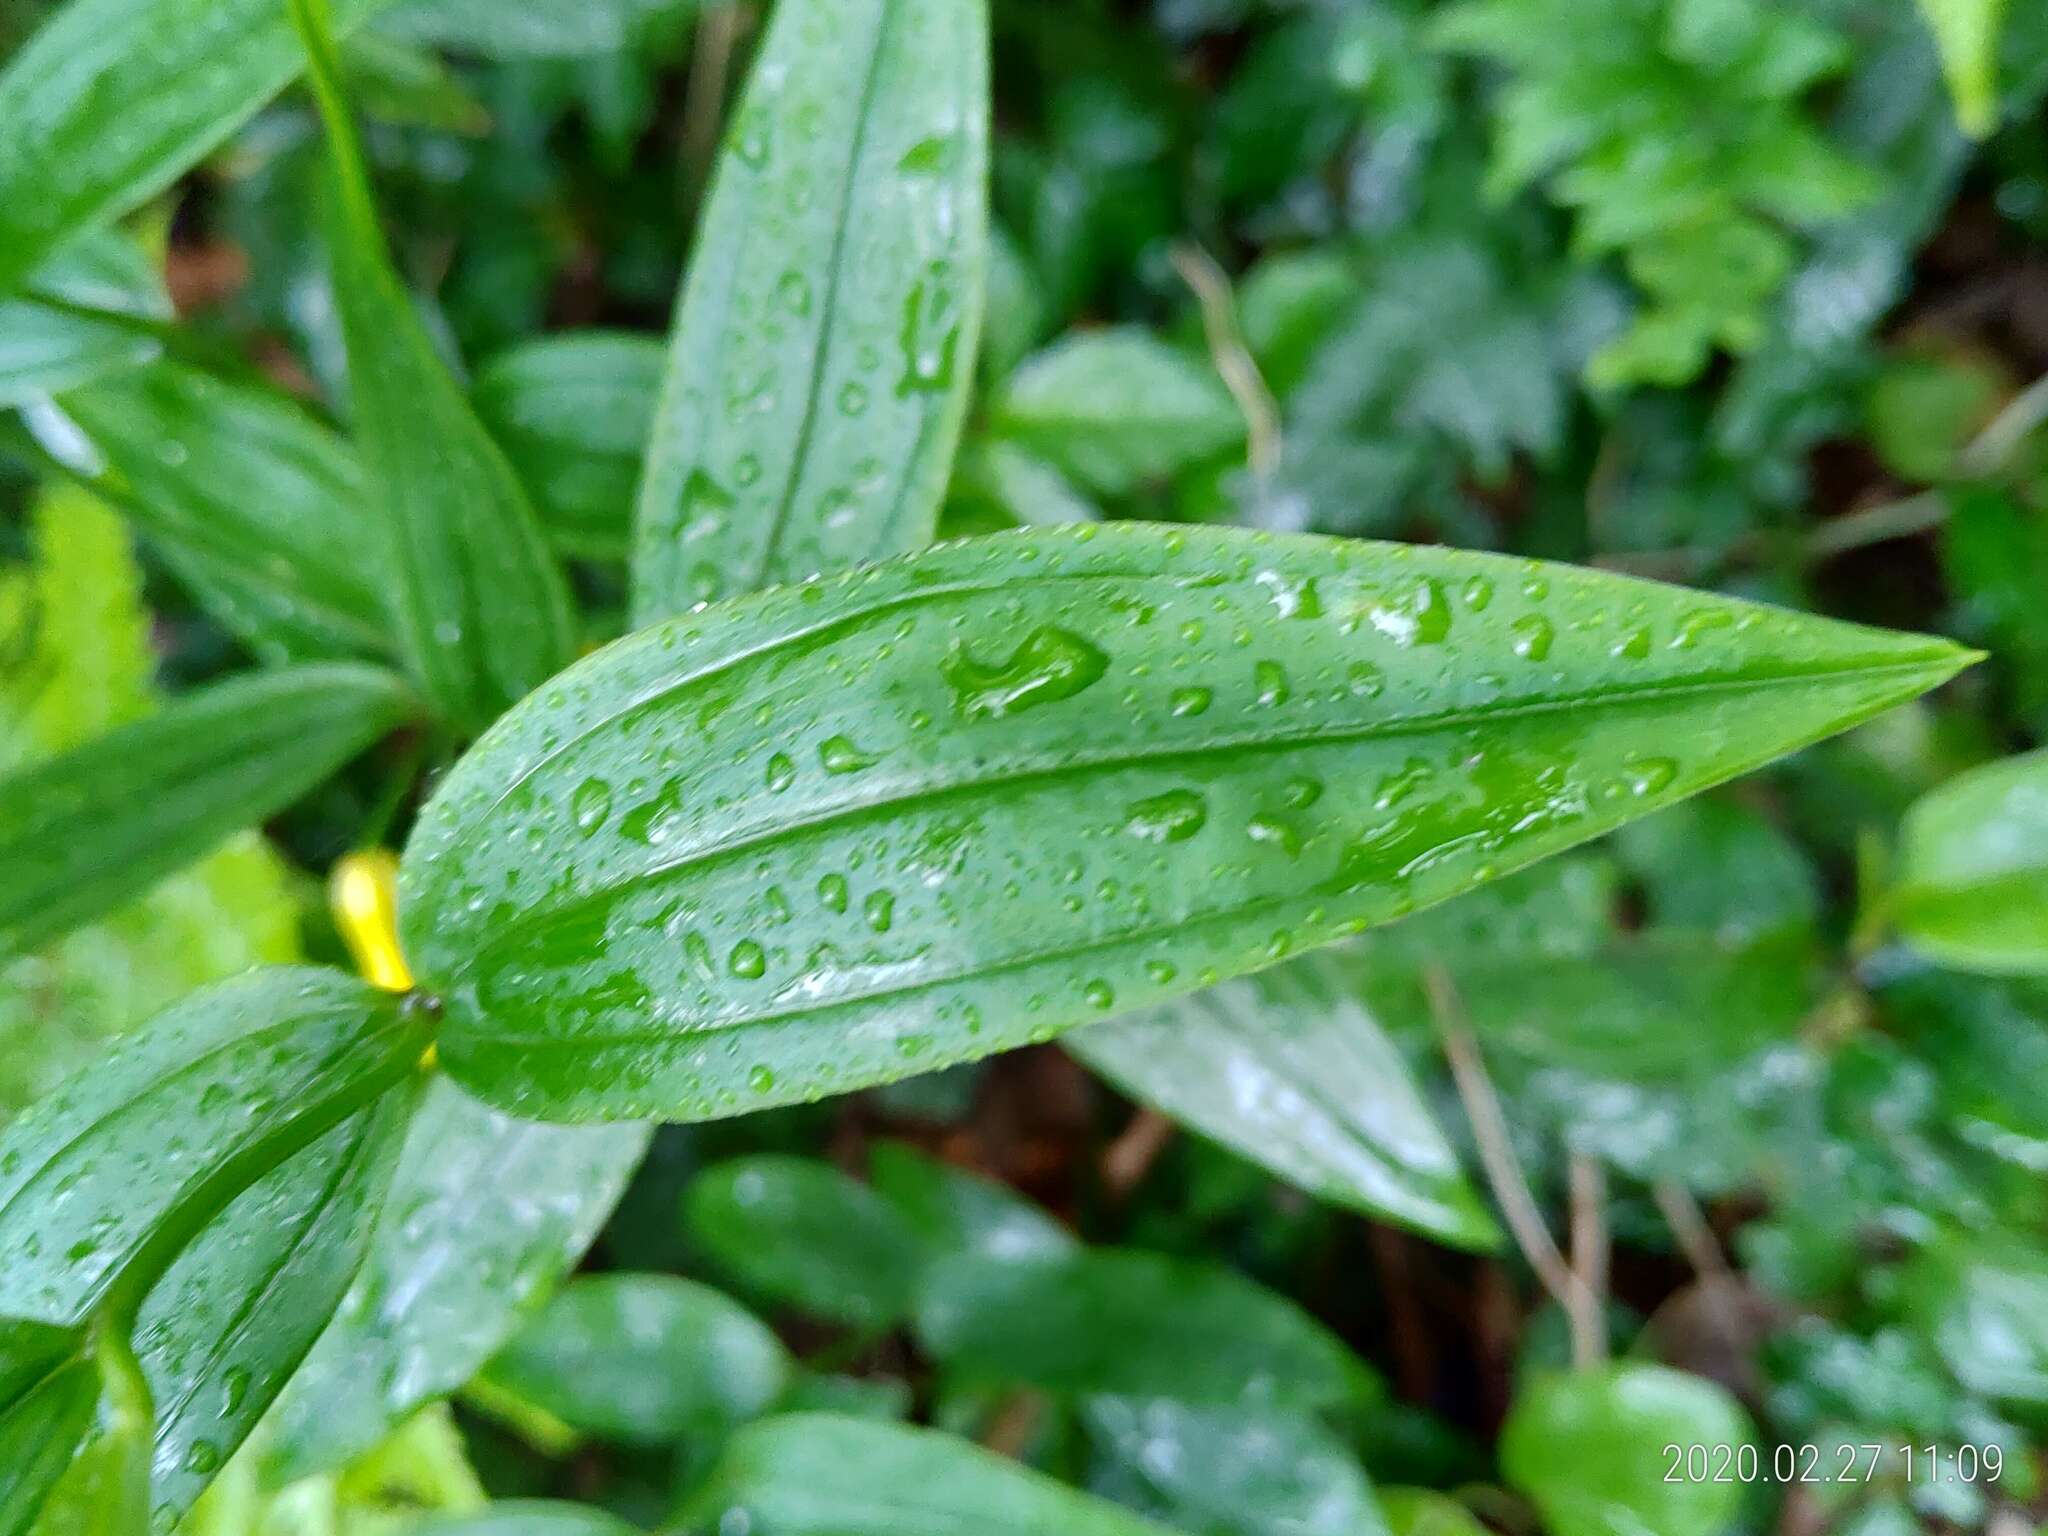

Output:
xmin=819 ymin=735 xmax=880 ymax=774
xmin=729 ymin=940 xmax=767 ymax=979
xmin=1125 ymin=789 xmax=1208 ymax=843
xmin=765 ymin=752 xmax=796 ymax=792
xmin=1170 ymin=686 xmax=1213 ymax=717
xmin=941 ymin=625 xmax=1109 ymax=719
xmin=1254 ymin=660 xmax=1290 ymax=706
xmin=571 ymin=778 xmax=612 ymax=838
xmin=1509 ymin=614 xmax=1554 ymax=662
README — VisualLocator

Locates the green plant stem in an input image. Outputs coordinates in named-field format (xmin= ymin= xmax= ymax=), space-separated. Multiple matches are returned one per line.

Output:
xmin=1567 ymin=1153 xmax=1608 ymax=1369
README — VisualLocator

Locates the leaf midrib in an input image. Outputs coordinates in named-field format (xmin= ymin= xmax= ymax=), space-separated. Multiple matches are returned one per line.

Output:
xmin=445 ymin=650 xmax=1952 ymax=983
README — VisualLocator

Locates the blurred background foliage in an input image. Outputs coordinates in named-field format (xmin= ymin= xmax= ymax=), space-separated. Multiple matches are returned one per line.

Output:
xmin=5 ymin=0 xmax=2048 ymax=1532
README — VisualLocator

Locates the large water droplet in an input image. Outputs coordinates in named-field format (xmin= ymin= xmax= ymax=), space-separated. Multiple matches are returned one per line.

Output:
xmin=572 ymin=778 xmax=612 ymax=838
xmin=941 ymin=625 xmax=1109 ymax=719
xmin=819 ymin=735 xmax=880 ymax=774
xmin=1125 ymin=789 xmax=1208 ymax=843
xmin=1509 ymin=614 xmax=1554 ymax=662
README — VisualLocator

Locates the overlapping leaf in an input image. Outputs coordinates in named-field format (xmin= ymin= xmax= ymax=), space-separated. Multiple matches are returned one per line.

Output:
xmin=632 ymin=0 xmax=989 ymax=619
xmin=262 ymin=1081 xmax=648 ymax=1484
xmin=58 ymin=359 xmax=395 ymax=665
xmin=293 ymin=0 xmax=575 ymax=733
xmin=0 ymin=0 xmax=404 ymax=291
xmin=0 ymin=967 xmax=431 ymax=1326
xmin=0 ymin=663 xmax=411 ymax=955
xmin=1071 ymin=953 xmax=1495 ymax=1248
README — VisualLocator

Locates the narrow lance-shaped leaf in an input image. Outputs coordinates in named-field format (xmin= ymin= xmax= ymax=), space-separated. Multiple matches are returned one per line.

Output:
xmin=58 ymin=359 xmax=397 ymax=665
xmin=677 ymin=1414 xmax=1182 ymax=1536
xmin=0 ymin=967 xmax=434 ymax=1327
xmin=0 ymin=0 xmax=406 ymax=293
xmin=0 ymin=663 xmax=415 ymax=956
xmin=1071 ymin=953 xmax=1497 ymax=1250
xmin=138 ymin=1090 xmax=413 ymax=1526
xmin=292 ymin=0 xmax=575 ymax=735
xmin=260 ymin=1081 xmax=648 ymax=1486
xmin=400 ymin=524 xmax=1972 ymax=1123
xmin=631 ymin=0 xmax=989 ymax=622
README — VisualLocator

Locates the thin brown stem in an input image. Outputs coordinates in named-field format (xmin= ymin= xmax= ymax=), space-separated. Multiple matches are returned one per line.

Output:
xmin=1171 ymin=242 xmax=1283 ymax=483
xmin=678 ymin=5 xmax=745 ymax=225
xmin=1567 ymin=1153 xmax=1609 ymax=1369
xmin=1653 ymin=1179 xmax=1730 ymax=1280
xmin=1427 ymin=965 xmax=1601 ymax=1368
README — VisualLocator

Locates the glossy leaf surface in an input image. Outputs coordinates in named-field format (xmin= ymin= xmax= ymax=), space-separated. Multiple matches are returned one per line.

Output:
xmin=1071 ymin=952 xmax=1495 ymax=1248
xmin=59 ymin=360 xmax=395 ymax=665
xmin=473 ymin=333 xmax=663 ymax=560
xmin=678 ymin=1413 xmax=1180 ymax=1536
xmin=0 ymin=232 xmax=168 ymax=406
xmin=263 ymin=1079 xmax=648 ymax=1484
xmin=294 ymin=0 xmax=575 ymax=734
xmin=1082 ymin=1397 xmax=1389 ymax=1536
xmin=0 ymin=967 xmax=431 ymax=1326
xmin=684 ymin=1155 xmax=926 ymax=1328
xmin=0 ymin=663 xmax=413 ymax=955
xmin=401 ymin=524 xmax=1969 ymax=1122
xmin=137 ymin=1092 xmax=410 ymax=1525
xmin=867 ymin=1141 xmax=1075 ymax=1263
xmin=914 ymin=1248 xmax=1369 ymax=1410
xmin=0 ymin=0 xmax=401 ymax=292
xmin=1499 ymin=1365 xmax=1754 ymax=1536
xmin=631 ymin=0 xmax=989 ymax=621
xmin=477 ymin=1274 xmax=790 ymax=1445
xmin=1895 ymin=748 xmax=2048 ymax=973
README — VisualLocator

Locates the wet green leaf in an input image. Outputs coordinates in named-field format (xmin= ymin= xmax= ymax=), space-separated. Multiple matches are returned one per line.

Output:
xmin=632 ymin=0 xmax=989 ymax=621
xmin=0 ymin=1326 xmax=96 ymax=1536
xmin=0 ymin=0 xmax=404 ymax=293
xmin=1895 ymin=749 xmax=2048 ymax=973
xmin=474 ymin=333 xmax=664 ymax=561
xmin=477 ymin=1274 xmax=790 ymax=1445
xmin=684 ymin=1154 xmax=926 ymax=1329
xmin=867 ymin=1141 xmax=1075 ymax=1263
xmin=138 ymin=1091 xmax=412 ymax=1526
xmin=1071 ymin=952 xmax=1495 ymax=1249
xmin=991 ymin=330 xmax=1243 ymax=497
xmin=1500 ymin=1364 xmax=1754 ymax=1536
xmin=0 ymin=231 xmax=168 ymax=407
xmin=0 ymin=966 xmax=432 ymax=1326
xmin=263 ymin=1080 xmax=648 ymax=1484
xmin=1082 ymin=1397 xmax=1389 ymax=1536
xmin=0 ymin=663 xmax=413 ymax=955
xmin=677 ymin=1413 xmax=1181 ymax=1536
xmin=399 ymin=524 xmax=1969 ymax=1122
xmin=376 ymin=0 xmax=691 ymax=58
xmin=915 ymin=1247 xmax=1371 ymax=1410
xmin=293 ymin=0 xmax=575 ymax=734
xmin=58 ymin=359 xmax=396 ymax=665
